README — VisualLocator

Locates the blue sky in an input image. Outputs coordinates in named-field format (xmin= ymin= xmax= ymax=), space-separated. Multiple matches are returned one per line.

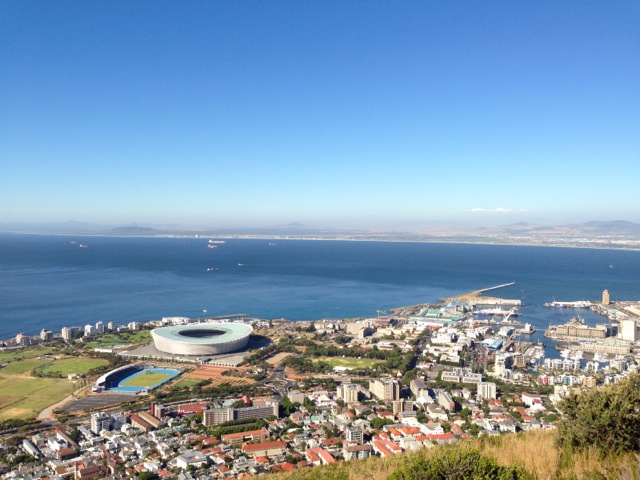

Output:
xmin=1 ymin=1 xmax=639 ymax=229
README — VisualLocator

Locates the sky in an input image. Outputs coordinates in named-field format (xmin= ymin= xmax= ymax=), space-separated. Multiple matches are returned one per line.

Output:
xmin=1 ymin=1 xmax=639 ymax=230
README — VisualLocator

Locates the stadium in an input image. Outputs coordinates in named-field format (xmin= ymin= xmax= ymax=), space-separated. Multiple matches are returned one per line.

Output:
xmin=151 ymin=322 xmax=253 ymax=356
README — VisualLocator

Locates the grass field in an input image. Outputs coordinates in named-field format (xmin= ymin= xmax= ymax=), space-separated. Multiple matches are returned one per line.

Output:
xmin=82 ymin=330 xmax=152 ymax=349
xmin=37 ymin=357 xmax=109 ymax=377
xmin=1 ymin=359 xmax=50 ymax=375
xmin=172 ymin=377 xmax=207 ymax=389
xmin=0 ymin=346 xmax=57 ymax=363
xmin=312 ymin=356 xmax=384 ymax=369
xmin=120 ymin=371 xmax=174 ymax=388
xmin=0 ymin=375 xmax=74 ymax=420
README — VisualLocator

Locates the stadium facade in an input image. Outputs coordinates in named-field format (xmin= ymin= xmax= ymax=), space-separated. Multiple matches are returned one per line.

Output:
xmin=151 ymin=323 xmax=253 ymax=356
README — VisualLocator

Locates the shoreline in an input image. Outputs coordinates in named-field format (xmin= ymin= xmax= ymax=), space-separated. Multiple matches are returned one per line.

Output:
xmin=2 ymin=230 xmax=640 ymax=252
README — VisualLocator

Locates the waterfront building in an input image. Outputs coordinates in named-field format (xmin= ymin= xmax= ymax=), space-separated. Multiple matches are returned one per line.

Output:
xmin=619 ymin=319 xmax=638 ymax=342
xmin=95 ymin=321 xmax=105 ymax=334
xmin=369 ymin=378 xmax=400 ymax=401
xmin=128 ymin=322 xmax=141 ymax=331
xmin=602 ymin=289 xmax=610 ymax=305
xmin=16 ymin=333 xmax=30 ymax=346
xmin=84 ymin=324 xmax=96 ymax=337
xmin=107 ymin=321 xmax=115 ymax=331
xmin=40 ymin=329 xmax=53 ymax=342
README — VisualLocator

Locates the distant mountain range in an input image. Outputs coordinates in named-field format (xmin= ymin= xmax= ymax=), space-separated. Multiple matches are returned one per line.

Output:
xmin=1 ymin=220 xmax=640 ymax=248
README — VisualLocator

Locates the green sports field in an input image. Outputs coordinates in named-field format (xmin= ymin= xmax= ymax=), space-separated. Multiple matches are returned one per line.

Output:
xmin=0 ymin=374 xmax=74 ymax=420
xmin=37 ymin=357 xmax=109 ymax=377
xmin=312 ymin=356 xmax=384 ymax=369
xmin=120 ymin=371 xmax=174 ymax=388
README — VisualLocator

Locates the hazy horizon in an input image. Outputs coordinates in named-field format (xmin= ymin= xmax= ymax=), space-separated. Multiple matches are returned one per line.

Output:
xmin=2 ymin=2 xmax=638 ymax=228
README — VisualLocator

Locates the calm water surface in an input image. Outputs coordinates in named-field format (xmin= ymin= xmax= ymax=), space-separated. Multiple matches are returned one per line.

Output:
xmin=1 ymin=234 xmax=639 ymax=343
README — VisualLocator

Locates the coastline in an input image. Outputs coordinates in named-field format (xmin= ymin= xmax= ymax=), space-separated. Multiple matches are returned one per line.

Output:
xmin=3 ymin=230 xmax=640 ymax=251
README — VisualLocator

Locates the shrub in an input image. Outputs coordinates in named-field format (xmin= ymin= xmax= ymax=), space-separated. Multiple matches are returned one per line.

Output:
xmin=556 ymin=373 xmax=640 ymax=454
xmin=389 ymin=447 xmax=532 ymax=480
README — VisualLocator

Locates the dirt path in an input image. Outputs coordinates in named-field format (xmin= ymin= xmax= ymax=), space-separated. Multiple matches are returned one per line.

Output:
xmin=37 ymin=384 xmax=84 ymax=421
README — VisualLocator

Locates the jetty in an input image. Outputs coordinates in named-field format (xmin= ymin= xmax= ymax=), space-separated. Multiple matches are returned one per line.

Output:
xmin=442 ymin=282 xmax=522 ymax=306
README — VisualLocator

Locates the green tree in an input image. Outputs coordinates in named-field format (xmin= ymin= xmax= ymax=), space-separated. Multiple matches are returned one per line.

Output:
xmin=556 ymin=373 xmax=640 ymax=454
xmin=389 ymin=447 xmax=531 ymax=480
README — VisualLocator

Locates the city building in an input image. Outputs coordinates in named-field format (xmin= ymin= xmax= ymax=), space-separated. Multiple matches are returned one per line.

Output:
xmin=369 ymin=378 xmax=400 ymax=401
xmin=90 ymin=412 xmax=112 ymax=434
xmin=40 ymin=329 xmax=53 ymax=342
xmin=477 ymin=382 xmax=497 ymax=400
xmin=337 ymin=382 xmax=359 ymax=403
xmin=620 ymin=319 xmax=638 ymax=342
xmin=345 ymin=426 xmax=363 ymax=444
xmin=602 ymin=289 xmax=610 ymax=305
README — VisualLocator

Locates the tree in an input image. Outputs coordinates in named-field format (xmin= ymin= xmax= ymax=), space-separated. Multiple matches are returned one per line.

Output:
xmin=556 ymin=373 xmax=640 ymax=454
xmin=389 ymin=447 xmax=531 ymax=480
xmin=137 ymin=473 xmax=159 ymax=480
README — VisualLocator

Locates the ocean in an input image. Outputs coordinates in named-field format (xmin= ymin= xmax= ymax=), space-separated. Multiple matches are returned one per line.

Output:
xmin=1 ymin=233 xmax=639 ymax=345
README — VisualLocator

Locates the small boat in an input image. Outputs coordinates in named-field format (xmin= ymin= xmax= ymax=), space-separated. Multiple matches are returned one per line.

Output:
xmin=79 ymin=244 xmax=89 ymax=248
xmin=206 ymin=267 xmax=219 ymax=272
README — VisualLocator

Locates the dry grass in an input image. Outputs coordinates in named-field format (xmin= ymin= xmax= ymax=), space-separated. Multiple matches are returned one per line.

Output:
xmin=266 ymin=352 xmax=294 ymax=366
xmin=271 ymin=430 xmax=640 ymax=480
xmin=183 ymin=365 xmax=255 ymax=387
xmin=477 ymin=430 xmax=558 ymax=479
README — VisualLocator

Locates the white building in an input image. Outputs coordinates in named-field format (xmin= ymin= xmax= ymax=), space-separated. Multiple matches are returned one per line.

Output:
xmin=477 ymin=382 xmax=497 ymax=400
xmin=620 ymin=319 xmax=638 ymax=342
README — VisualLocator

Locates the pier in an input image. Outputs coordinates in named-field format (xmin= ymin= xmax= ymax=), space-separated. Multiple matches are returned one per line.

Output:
xmin=475 ymin=282 xmax=516 ymax=295
xmin=443 ymin=281 xmax=522 ymax=306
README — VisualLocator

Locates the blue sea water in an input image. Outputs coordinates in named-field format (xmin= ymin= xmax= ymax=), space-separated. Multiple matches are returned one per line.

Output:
xmin=1 ymin=233 xmax=639 ymax=344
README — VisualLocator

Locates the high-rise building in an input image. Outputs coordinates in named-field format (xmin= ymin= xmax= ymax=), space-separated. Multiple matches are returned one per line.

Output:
xmin=337 ymin=383 xmax=359 ymax=403
xmin=369 ymin=378 xmax=400 ymax=402
xmin=620 ymin=319 xmax=638 ymax=342
xmin=477 ymin=382 xmax=497 ymax=400
xmin=602 ymin=289 xmax=610 ymax=305
xmin=345 ymin=426 xmax=363 ymax=444
xmin=84 ymin=324 xmax=96 ymax=337
xmin=40 ymin=330 xmax=53 ymax=342
xmin=62 ymin=326 xmax=81 ymax=341
xmin=90 ymin=412 xmax=112 ymax=433
xmin=95 ymin=321 xmax=105 ymax=334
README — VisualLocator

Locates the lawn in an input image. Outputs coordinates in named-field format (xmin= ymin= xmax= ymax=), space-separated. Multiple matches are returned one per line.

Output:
xmin=172 ymin=377 xmax=207 ymax=389
xmin=0 ymin=375 xmax=74 ymax=420
xmin=37 ymin=357 xmax=109 ymax=377
xmin=312 ymin=356 xmax=384 ymax=369
xmin=1 ymin=359 xmax=50 ymax=375
xmin=0 ymin=346 xmax=58 ymax=363
xmin=82 ymin=330 xmax=152 ymax=349
xmin=120 ymin=371 xmax=175 ymax=388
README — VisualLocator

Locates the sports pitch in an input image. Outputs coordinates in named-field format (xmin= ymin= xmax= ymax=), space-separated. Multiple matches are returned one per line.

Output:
xmin=112 ymin=368 xmax=180 ymax=392
xmin=312 ymin=356 xmax=384 ymax=369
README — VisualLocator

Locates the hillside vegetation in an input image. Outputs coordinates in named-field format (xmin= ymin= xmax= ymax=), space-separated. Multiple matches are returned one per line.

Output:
xmin=274 ymin=374 xmax=640 ymax=480
xmin=274 ymin=430 xmax=640 ymax=480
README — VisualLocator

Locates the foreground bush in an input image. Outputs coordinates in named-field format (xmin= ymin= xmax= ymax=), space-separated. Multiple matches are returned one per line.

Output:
xmin=388 ymin=447 xmax=532 ymax=480
xmin=556 ymin=373 xmax=640 ymax=454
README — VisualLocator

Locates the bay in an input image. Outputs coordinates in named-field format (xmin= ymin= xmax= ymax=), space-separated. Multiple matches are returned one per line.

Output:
xmin=1 ymin=233 xmax=639 ymax=343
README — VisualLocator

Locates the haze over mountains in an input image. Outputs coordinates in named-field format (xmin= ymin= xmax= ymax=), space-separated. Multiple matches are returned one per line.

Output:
xmin=1 ymin=220 xmax=640 ymax=247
